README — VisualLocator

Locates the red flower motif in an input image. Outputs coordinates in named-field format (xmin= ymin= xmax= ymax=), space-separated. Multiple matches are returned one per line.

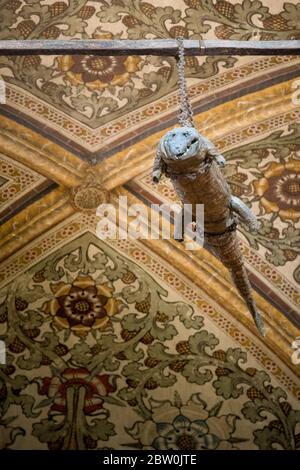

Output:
xmin=40 ymin=368 xmax=116 ymax=415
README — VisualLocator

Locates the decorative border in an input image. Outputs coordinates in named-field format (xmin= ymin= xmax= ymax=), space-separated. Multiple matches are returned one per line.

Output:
xmin=0 ymin=153 xmax=46 ymax=216
xmin=3 ymin=56 xmax=299 ymax=154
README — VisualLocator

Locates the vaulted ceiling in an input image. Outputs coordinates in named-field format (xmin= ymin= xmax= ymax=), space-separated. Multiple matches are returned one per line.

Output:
xmin=0 ymin=0 xmax=299 ymax=451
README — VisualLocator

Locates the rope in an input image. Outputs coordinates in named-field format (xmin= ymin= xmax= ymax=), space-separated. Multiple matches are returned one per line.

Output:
xmin=176 ymin=37 xmax=195 ymax=128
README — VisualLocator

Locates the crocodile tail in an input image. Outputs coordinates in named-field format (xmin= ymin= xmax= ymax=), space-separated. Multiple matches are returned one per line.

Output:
xmin=230 ymin=266 xmax=266 ymax=337
xmin=206 ymin=230 xmax=266 ymax=337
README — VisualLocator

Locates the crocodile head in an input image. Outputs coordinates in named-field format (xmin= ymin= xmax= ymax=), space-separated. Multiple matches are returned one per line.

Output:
xmin=161 ymin=126 xmax=201 ymax=162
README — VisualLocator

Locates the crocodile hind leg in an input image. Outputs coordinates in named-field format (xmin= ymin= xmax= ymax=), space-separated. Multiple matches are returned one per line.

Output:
xmin=206 ymin=230 xmax=266 ymax=336
xmin=230 ymin=196 xmax=260 ymax=231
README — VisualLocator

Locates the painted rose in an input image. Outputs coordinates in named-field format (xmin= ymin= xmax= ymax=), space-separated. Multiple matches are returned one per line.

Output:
xmin=253 ymin=159 xmax=300 ymax=221
xmin=44 ymin=274 xmax=122 ymax=334
xmin=128 ymin=394 xmax=241 ymax=450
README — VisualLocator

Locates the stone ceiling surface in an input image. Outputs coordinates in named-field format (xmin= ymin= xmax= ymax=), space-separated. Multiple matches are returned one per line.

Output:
xmin=0 ymin=0 xmax=299 ymax=451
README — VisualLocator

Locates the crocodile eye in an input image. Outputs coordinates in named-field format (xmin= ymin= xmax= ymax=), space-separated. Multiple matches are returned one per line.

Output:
xmin=172 ymin=132 xmax=176 ymax=137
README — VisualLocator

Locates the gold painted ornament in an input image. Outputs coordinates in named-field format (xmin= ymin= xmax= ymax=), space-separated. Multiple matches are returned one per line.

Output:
xmin=70 ymin=171 xmax=108 ymax=212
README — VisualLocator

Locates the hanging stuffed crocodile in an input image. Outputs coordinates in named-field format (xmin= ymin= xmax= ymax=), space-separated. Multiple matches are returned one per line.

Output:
xmin=152 ymin=38 xmax=266 ymax=336
xmin=152 ymin=126 xmax=265 ymax=336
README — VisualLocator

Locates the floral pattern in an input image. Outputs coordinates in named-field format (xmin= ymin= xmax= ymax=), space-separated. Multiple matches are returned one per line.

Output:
xmin=57 ymin=55 xmax=141 ymax=91
xmin=0 ymin=233 xmax=299 ymax=450
xmin=33 ymin=368 xmax=117 ymax=449
xmin=217 ymin=124 xmax=300 ymax=275
xmin=2 ymin=0 xmax=298 ymax=125
xmin=128 ymin=394 xmax=241 ymax=450
xmin=253 ymin=160 xmax=300 ymax=222
xmin=40 ymin=368 xmax=116 ymax=415
xmin=33 ymin=368 xmax=116 ymax=450
xmin=0 ymin=0 xmax=300 ymax=452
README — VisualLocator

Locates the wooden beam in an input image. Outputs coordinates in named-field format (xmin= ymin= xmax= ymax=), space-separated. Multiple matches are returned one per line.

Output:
xmin=0 ymin=39 xmax=299 ymax=56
